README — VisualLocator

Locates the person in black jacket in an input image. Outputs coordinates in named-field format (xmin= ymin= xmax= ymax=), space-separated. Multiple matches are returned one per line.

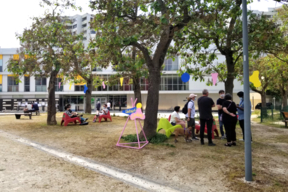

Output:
xmin=197 ymin=89 xmax=216 ymax=146
xmin=222 ymin=94 xmax=238 ymax=147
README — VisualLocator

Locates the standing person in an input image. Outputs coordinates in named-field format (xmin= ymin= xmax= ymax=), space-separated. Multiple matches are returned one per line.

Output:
xmin=186 ymin=93 xmax=198 ymax=140
xmin=236 ymin=91 xmax=252 ymax=141
xmin=96 ymin=101 xmax=101 ymax=112
xmin=222 ymin=94 xmax=238 ymax=147
xmin=170 ymin=106 xmax=186 ymax=128
xmin=217 ymin=90 xmax=226 ymax=139
xmin=197 ymin=89 xmax=216 ymax=146
xmin=107 ymin=101 xmax=111 ymax=111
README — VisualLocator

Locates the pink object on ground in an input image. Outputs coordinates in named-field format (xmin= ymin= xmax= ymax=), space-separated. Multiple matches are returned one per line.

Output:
xmin=211 ymin=73 xmax=218 ymax=86
xmin=102 ymin=81 xmax=105 ymax=89
xmin=116 ymin=98 xmax=149 ymax=149
xmin=59 ymin=82 xmax=61 ymax=89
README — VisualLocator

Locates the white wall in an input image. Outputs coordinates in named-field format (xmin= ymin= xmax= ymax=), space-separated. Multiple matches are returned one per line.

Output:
xmin=2 ymin=55 xmax=12 ymax=72
xmin=19 ymin=76 xmax=24 ymax=92
xmin=2 ymin=75 xmax=7 ymax=92
xmin=30 ymin=76 xmax=35 ymax=92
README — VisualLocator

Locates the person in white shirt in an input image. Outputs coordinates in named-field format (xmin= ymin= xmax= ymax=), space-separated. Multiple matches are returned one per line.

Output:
xmin=107 ymin=101 xmax=111 ymax=111
xmin=186 ymin=93 xmax=198 ymax=140
xmin=170 ymin=106 xmax=186 ymax=128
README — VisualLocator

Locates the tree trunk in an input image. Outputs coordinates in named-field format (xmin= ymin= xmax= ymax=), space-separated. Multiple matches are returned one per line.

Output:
xmin=47 ymin=70 xmax=58 ymax=125
xmin=132 ymin=47 xmax=142 ymax=111
xmin=85 ymin=79 xmax=93 ymax=114
xmin=142 ymin=69 xmax=161 ymax=138
xmin=133 ymin=77 xmax=142 ymax=109
xmin=261 ymin=91 xmax=267 ymax=108
xmin=224 ymin=54 xmax=235 ymax=95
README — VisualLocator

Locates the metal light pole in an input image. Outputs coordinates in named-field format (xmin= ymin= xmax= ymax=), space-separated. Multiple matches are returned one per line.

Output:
xmin=242 ymin=0 xmax=252 ymax=181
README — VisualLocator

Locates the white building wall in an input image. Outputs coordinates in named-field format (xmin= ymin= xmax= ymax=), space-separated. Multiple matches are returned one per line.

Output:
xmin=2 ymin=75 xmax=7 ymax=92
xmin=19 ymin=76 xmax=24 ymax=92
xmin=30 ymin=76 xmax=36 ymax=92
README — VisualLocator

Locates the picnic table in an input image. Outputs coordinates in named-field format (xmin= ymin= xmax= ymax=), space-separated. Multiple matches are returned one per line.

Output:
xmin=14 ymin=112 xmax=32 ymax=119
xmin=24 ymin=110 xmax=40 ymax=116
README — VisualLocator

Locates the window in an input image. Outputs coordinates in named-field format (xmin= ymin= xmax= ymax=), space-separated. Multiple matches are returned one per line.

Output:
xmin=0 ymin=58 xmax=2 ymax=72
xmin=82 ymin=17 xmax=87 ymax=21
xmin=75 ymin=85 xmax=84 ymax=91
xmin=92 ymin=67 xmax=102 ymax=71
xmin=0 ymin=74 xmax=2 ymax=92
xmin=160 ymin=75 xmax=188 ymax=91
xmin=91 ymin=30 xmax=96 ymax=34
xmin=55 ymin=78 xmax=63 ymax=91
xmin=73 ymin=24 xmax=77 ymax=29
xmin=66 ymin=26 xmax=72 ymax=29
xmin=82 ymin=24 xmax=87 ymax=28
xmin=83 ymin=37 xmax=87 ymax=40
xmin=8 ymin=76 xmax=19 ymax=92
xmin=163 ymin=58 xmax=178 ymax=71
xmin=140 ymin=77 xmax=149 ymax=90
xmin=35 ymin=77 xmax=47 ymax=92
xmin=24 ymin=76 xmax=30 ymax=92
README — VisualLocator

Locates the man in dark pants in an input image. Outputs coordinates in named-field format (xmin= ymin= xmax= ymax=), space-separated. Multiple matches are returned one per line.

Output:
xmin=198 ymin=89 xmax=216 ymax=146
xmin=236 ymin=91 xmax=252 ymax=141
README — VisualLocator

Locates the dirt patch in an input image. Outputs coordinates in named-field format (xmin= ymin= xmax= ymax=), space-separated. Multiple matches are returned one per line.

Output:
xmin=0 ymin=134 xmax=142 ymax=192
xmin=1 ymin=114 xmax=288 ymax=191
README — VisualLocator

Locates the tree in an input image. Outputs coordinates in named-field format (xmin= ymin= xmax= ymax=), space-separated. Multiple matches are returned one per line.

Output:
xmin=60 ymin=42 xmax=103 ymax=114
xmin=265 ymin=54 xmax=288 ymax=107
xmin=89 ymin=0 xmax=206 ymax=137
xmin=7 ymin=0 xmax=80 ymax=125
xmin=172 ymin=0 xmax=282 ymax=94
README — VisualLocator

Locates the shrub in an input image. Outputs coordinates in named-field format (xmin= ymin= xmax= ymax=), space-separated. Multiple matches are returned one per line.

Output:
xmin=121 ymin=133 xmax=168 ymax=144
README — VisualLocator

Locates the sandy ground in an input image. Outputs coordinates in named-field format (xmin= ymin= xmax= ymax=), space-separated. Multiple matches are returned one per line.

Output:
xmin=0 ymin=114 xmax=288 ymax=191
xmin=0 ymin=135 xmax=143 ymax=192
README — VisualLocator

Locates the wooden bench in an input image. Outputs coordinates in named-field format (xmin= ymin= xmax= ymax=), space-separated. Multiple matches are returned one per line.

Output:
xmin=15 ymin=113 xmax=32 ymax=119
xmin=24 ymin=110 xmax=40 ymax=116
xmin=281 ymin=111 xmax=288 ymax=127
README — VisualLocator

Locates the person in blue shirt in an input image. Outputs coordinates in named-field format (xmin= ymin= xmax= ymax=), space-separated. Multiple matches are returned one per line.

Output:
xmin=236 ymin=91 xmax=252 ymax=141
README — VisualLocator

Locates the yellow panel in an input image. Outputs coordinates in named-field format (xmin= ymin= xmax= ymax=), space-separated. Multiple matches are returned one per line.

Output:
xmin=75 ymin=75 xmax=85 ymax=85
xmin=24 ymin=74 xmax=29 ymax=77
xmin=13 ymin=54 xmax=19 ymax=60
xmin=8 ymin=74 xmax=14 ymax=77
xmin=0 ymin=75 xmax=2 ymax=84
xmin=0 ymin=55 xmax=2 ymax=59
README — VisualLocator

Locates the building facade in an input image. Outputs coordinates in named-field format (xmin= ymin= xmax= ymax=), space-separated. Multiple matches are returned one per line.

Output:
xmin=0 ymin=48 xmax=246 ymax=112
xmin=2 ymin=8 xmax=280 ymax=112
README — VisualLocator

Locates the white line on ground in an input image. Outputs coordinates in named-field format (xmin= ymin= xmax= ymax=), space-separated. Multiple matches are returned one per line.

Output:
xmin=0 ymin=130 xmax=181 ymax=192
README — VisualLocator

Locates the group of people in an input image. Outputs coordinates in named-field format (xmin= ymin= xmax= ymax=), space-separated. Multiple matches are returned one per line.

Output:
xmin=23 ymin=101 xmax=39 ymax=112
xmin=170 ymin=89 xmax=251 ymax=147
xmin=65 ymin=103 xmax=88 ymax=124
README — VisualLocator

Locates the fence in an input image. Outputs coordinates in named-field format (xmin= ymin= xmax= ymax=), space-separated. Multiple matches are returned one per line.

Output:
xmin=260 ymin=105 xmax=288 ymax=123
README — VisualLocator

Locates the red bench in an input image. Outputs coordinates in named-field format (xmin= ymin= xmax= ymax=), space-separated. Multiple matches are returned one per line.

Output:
xmin=60 ymin=113 xmax=81 ymax=126
xmin=195 ymin=119 xmax=219 ymax=139
xmin=99 ymin=111 xmax=112 ymax=123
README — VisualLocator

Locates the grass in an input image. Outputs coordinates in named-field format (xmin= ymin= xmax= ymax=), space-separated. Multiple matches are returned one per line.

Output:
xmin=0 ymin=114 xmax=288 ymax=191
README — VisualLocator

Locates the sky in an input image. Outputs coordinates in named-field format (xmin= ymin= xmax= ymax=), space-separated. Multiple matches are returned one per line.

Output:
xmin=0 ymin=0 xmax=284 ymax=48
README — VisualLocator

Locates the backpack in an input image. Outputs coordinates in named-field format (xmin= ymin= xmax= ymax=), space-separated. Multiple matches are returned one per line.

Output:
xmin=182 ymin=101 xmax=190 ymax=114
